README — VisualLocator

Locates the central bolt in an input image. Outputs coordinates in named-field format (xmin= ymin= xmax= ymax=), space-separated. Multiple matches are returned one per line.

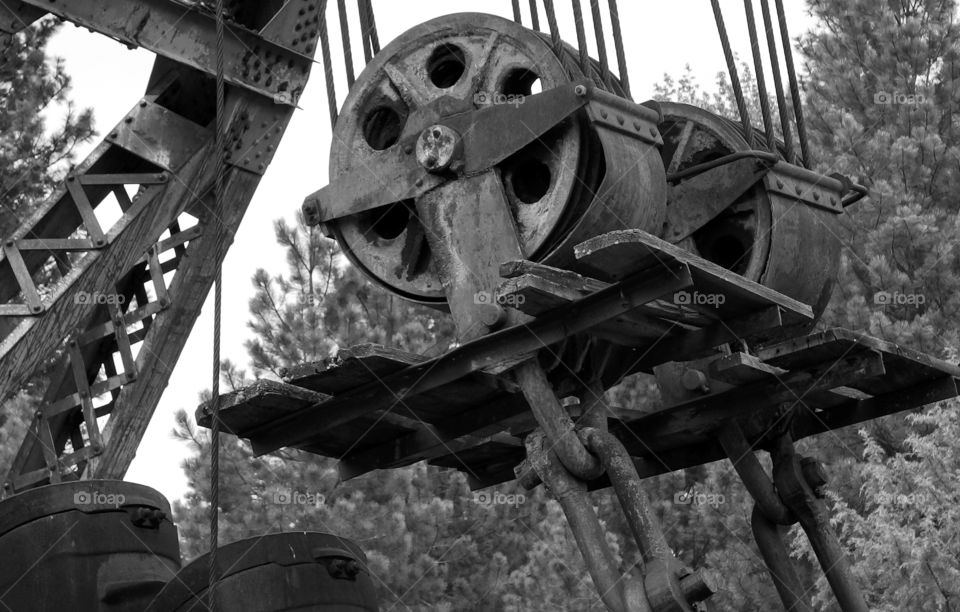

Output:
xmin=416 ymin=124 xmax=462 ymax=173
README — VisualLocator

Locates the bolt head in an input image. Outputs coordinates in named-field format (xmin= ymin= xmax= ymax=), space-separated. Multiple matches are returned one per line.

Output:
xmin=416 ymin=124 xmax=462 ymax=173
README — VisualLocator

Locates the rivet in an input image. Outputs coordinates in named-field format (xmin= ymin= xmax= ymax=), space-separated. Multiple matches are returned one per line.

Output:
xmin=600 ymin=110 xmax=608 ymax=119
xmin=795 ymin=186 xmax=803 ymax=195
xmin=813 ymin=192 xmax=821 ymax=201
xmin=633 ymin=121 xmax=642 ymax=131
xmin=617 ymin=115 xmax=624 ymax=125
xmin=415 ymin=178 xmax=424 ymax=187
xmin=776 ymin=180 xmax=784 ymax=189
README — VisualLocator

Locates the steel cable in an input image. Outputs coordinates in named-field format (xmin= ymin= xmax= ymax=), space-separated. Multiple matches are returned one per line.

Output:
xmin=743 ymin=0 xmax=776 ymax=151
xmin=711 ymin=0 xmax=754 ymax=143
xmin=208 ymin=0 xmax=226 ymax=609
xmin=606 ymin=0 xmax=629 ymax=97
xmin=775 ymin=0 xmax=810 ymax=166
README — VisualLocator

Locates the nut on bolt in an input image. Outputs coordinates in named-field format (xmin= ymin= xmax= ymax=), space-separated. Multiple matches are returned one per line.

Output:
xmin=328 ymin=558 xmax=361 ymax=580
xmin=416 ymin=124 xmax=462 ymax=173
xmin=302 ymin=196 xmax=322 ymax=226
xmin=681 ymin=369 xmax=710 ymax=394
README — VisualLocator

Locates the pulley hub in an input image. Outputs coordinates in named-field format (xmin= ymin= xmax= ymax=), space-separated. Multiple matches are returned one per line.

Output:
xmin=416 ymin=124 xmax=462 ymax=173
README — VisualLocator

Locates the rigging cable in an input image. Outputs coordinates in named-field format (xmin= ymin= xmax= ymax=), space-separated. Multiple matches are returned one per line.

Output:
xmin=589 ymin=0 xmax=613 ymax=89
xmin=759 ymin=0 xmax=796 ymax=162
xmin=606 ymin=0 xmax=630 ymax=97
xmin=337 ymin=0 xmax=356 ymax=87
xmin=529 ymin=0 xmax=541 ymax=30
xmin=319 ymin=0 xmax=338 ymax=127
xmin=711 ymin=0 xmax=754 ymax=143
xmin=743 ymin=0 xmax=776 ymax=151
xmin=208 ymin=0 xmax=226 ymax=609
xmin=571 ymin=0 xmax=591 ymax=75
xmin=775 ymin=0 xmax=810 ymax=166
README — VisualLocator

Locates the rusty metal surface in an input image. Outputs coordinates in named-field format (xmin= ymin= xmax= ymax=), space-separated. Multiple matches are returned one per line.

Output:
xmin=0 ymin=480 xmax=180 ymax=612
xmin=657 ymin=102 xmax=841 ymax=320
xmin=246 ymin=261 xmax=692 ymax=455
xmin=146 ymin=532 xmax=378 ymax=612
xmin=18 ymin=0 xmax=312 ymax=104
xmin=1 ymin=0 xmax=319 ymax=492
xmin=515 ymin=360 xmax=604 ymax=480
xmin=319 ymin=13 xmax=665 ymax=305
xmin=523 ymin=431 xmax=633 ymax=612
xmin=325 ymin=12 xmax=586 ymax=302
xmin=751 ymin=505 xmax=812 ymax=612
xmin=771 ymin=436 xmax=869 ymax=612
xmin=662 ymin=154 xmax=777 ymax=243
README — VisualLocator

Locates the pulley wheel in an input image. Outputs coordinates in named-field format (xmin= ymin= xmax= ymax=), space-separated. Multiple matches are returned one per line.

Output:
xmin=658 ymin=102 xmax=839 ymax=318
xmin=327 ymin=13 xmax=664 ymax=304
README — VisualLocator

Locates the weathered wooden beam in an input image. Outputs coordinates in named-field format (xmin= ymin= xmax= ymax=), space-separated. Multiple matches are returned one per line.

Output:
xmin=245 ymin=262 xmax=694 ymax=455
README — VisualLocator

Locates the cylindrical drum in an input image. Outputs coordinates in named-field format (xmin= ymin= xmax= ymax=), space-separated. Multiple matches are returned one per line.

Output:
xmin=0 ymin=479 xmax=181 ymax=611
xmin=146 ymin=531 xmax=379 ymax=611
xmin=658 ymin=102 xmax=841 ymax=319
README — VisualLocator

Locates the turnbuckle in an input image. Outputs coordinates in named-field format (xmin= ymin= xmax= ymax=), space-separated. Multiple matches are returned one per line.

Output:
xmin=719 ymin=420 xmax=868 ymax=611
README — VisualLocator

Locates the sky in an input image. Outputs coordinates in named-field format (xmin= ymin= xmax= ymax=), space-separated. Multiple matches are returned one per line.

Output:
xmin=40 ymin=0 xmax=814 ymax=505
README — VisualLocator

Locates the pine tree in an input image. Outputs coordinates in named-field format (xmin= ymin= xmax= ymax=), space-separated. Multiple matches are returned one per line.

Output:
xmin=0 ymin=20 xmax=95 ymax=480
xmin=173 ymin=215 xmax=622 ymax=609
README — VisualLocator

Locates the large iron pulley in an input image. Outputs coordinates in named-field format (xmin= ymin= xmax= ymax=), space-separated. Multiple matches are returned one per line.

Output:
xmin=658 ymin=102 xmax=842 ymax=319
xmin=307 ymin=13 xmax=667 ymax=310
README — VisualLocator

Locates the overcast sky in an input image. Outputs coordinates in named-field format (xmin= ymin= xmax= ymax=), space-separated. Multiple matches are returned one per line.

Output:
xmin=41 ymin=0 xmax=814 ymax=505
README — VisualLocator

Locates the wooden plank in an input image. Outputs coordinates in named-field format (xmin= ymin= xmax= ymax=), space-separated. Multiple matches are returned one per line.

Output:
xmin=284 ymin=344 xmax=429 ymax=394
xmin=617 ymin=350 xmax=886 ymax=451
xmin=15 ymin=238 xmax=97 ymax=251
xmin=758 ymin=328 xmax=960 ymax=398
xmin=497 ymin=273 xmax=677 ymax=341
xmin=245 ymin=263 xmax=693 ymax=455
xmin=197 ymin=379 xmax=330 ymax=435
xmin=339 ymin=392 xmax=534 ymax=477
xmin=2 ymin=242 xmax=42 ymax=312
xmin=573 ymin=229 xmax=813 ymax=325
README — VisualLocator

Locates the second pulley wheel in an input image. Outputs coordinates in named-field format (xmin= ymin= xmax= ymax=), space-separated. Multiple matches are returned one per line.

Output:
xmin=658 ymin=102 xmax=841 ymax=319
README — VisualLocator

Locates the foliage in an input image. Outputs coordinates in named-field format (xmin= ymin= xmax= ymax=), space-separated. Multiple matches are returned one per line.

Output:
xmin=0 ymin=19 xmax=95 ymax=237
xmin=0 ymin=20 xmax=95 ymax=481
xmin=172 ymin=1 xmax=960 ymax=609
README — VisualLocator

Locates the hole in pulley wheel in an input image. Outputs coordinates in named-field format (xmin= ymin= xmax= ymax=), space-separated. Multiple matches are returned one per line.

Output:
xmin=501 ymin=68 xmax=542 ymax=97
xmin=427 ymin=44 xmax=467 ymax=89
xmin=362 ymin=106 xmax=405 ymax=151
xmin=509 ymin=159 xmax=552 ymax=204
xmin=360 ymin=200 xmax=414 ymax=241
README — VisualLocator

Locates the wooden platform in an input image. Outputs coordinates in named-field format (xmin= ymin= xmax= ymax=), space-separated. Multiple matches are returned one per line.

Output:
xmin=198 ymin=230 xmax=960 ymax=488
